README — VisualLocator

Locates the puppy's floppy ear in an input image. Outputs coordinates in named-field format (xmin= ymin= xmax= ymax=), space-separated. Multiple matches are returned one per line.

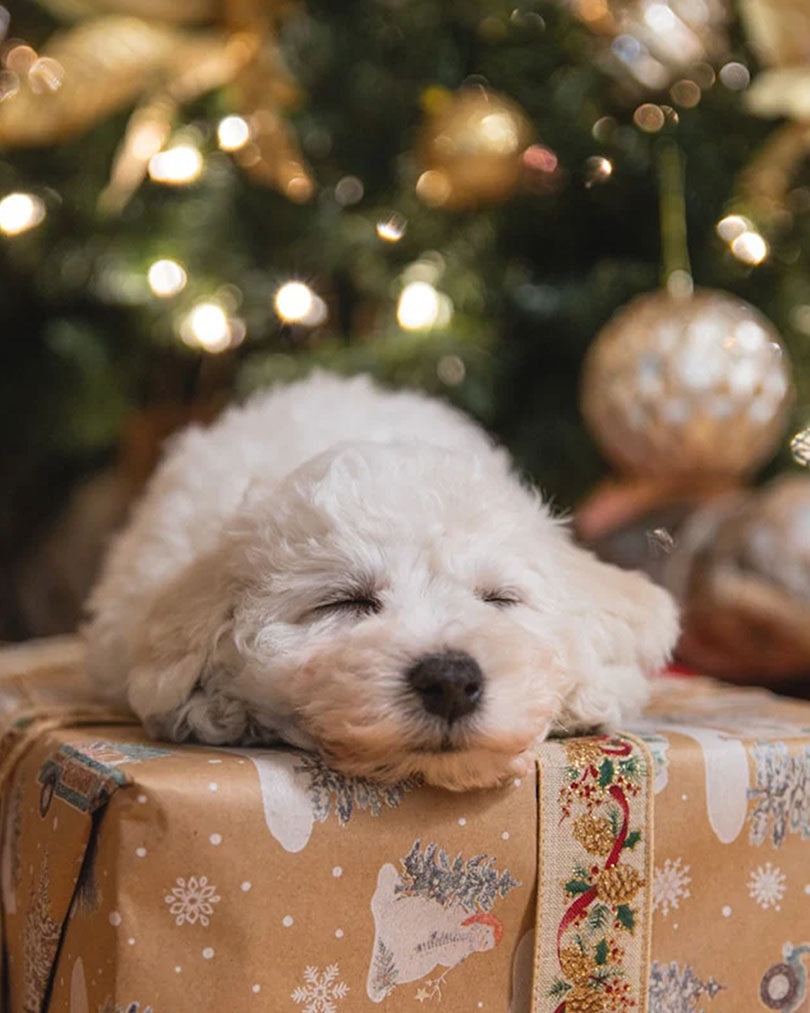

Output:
xmin=126 ymin=546 xmax=250 ymax=744
xmin=552 ymin=538 xmax=680 ymax=732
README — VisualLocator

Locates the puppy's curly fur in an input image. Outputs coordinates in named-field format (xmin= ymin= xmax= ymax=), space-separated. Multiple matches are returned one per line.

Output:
xmin=85 ymin=373 xmax=678 ymax=789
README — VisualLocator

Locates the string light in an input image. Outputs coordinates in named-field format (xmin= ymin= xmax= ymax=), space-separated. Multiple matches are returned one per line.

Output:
xmin=147 ymin=259 xmax=187 ymax=297
xmin=730 ymin=231 xmax=768 ymax=265
xmin=716 ymin=214 xmax=750 ymax=242
xmin=274 ymin=281 xmax=315 ymax=323
xmin=584 ymin=155 xmax=612 ymax=186
xmin=376 ymin=213 xmax=407 ymax=242
xmin=217 ymin=116 xmax=250 ymax=152
xmin=180 ymin=302 xmax=232 ymax=353
xmin=0 ymin=192 xmax=45 ymax=235
xmin=397 ymin=281 xmax=452 ymax=330
xmin=148 ymin=145 xmax=204 ymax=185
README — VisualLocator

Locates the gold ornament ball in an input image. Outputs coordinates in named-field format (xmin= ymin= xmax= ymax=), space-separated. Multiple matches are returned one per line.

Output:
xmin=581 ymin=289 xmax=793 ymax=479
xmin=417 ymin=87 xmax=532 ymax=209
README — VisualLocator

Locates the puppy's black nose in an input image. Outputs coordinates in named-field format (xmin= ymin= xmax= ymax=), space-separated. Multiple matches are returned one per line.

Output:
xmin=406 ymin=651 xmax=483 ymax=723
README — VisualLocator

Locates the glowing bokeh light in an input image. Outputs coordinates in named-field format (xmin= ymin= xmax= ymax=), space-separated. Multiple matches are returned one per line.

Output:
xmin=180 ymin=302 xmax=231 ymax=352
xmin=633 ymin=103 xmax=665 ymax=133
xmin=716 ymin=214 xmax=751 ymax=243
xmin=376 ymin=213 xmax=407 ymax=242
xmin=334 ymin=175 xmax=364 ymax=206
xmin=28 ymin=56 xmax=63 ymax=93
xmin=0 ymin=191 xmax=45 ymax=235
xmin=437 ymin=354 xmax=466 ymax=385
xmin=4 ymin=44 xmax=36 ymax=75
xmin=148 ymin=145 xmax=204 ymax=185
xmin=670 ymin=79 xmax=701 ymax=108
xmin=719 ymin=62 xmax=750 ymax=90
xmin=415 ymin=170 xmax=452 ymax=207
xmin=730 ymin=231 xmax=768 ymax=265
xmin=523 ymin=145 xmax=558 ymax=173
xmin=584 ymin=155 xmax=612 ymax=186
xmin=147 ymin=259 xmax=187 ymax=297
xmin=217 ymin=115 xmax=250 ymax=152
xmin=397 ymin=281 xmax=448 ymax=330
xmin=275 ymin=281 xmax=315 ymax=323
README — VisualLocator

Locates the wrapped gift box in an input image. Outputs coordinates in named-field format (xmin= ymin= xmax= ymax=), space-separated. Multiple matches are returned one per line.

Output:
xmin=2 ymin=638 xmax=810 ymax=1013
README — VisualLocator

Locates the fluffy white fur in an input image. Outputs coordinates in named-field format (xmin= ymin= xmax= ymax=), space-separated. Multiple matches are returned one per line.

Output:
xmin=84 ymin=372 xmax=678 ymax=790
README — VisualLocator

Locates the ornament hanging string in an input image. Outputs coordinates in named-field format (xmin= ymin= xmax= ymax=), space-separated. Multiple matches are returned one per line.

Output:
xmin=657 ymin=139 xmax=693 ymax=298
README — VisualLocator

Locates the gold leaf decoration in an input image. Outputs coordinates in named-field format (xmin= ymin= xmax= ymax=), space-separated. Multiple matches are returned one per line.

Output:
xmin=0 ymin=16 xmax=187 ymax=146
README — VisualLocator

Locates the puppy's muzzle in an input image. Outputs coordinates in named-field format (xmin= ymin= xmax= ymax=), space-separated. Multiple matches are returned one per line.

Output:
xmin=406 ymin=650 xmax=483 ymax=723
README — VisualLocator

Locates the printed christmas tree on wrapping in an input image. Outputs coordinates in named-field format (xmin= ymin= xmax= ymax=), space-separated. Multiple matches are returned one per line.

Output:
xmin=395 ymin=839 xmax=520 ymax=912
xmin=293 ymin=754 xmax=418 ymax=826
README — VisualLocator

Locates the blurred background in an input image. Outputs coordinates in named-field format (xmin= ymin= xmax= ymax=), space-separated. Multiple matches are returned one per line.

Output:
xmin=1 ymin=0 xmax=810 ymax=686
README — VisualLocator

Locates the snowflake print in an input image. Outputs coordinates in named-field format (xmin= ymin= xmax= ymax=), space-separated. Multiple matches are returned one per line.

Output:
xmin=747 ymin=862 xmax=786 ymax=910
xmin=291 ymin=964 xmax=349 ymax=1012
xmin=164 ymin=876 xmax=220 ymax=926
xmin=653 ymin=858 xmax=691 ymax=918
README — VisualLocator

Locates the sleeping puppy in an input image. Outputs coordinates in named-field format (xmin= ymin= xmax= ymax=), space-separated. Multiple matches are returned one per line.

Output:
xmin=84 ymin=372 xmax=678 ymax=789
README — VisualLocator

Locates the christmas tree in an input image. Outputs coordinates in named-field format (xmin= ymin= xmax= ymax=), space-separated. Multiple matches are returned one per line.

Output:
xmin=1 ymin=0 xmax=809 ymax=645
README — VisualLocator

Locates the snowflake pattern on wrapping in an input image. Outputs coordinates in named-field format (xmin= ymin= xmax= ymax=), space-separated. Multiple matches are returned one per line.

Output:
xmin=747 ymin=862 xmax=786 ymax=910
xmin=163 ymin=875 xmax=220 ymax=926
xmin=293 ymin=755 xmax=418 ymax=826
xmin=291 ymin=964 xmax=349 ymax=1012
xmin=653 ymin=857 xmax=691 ymax=918
xmin=395 ymin=839 xmax=520 ymax=912
xmin=648 ymin=961 xmax=724 ymax=1013
xmin=748 ymin=742 xmax=810 ymax=847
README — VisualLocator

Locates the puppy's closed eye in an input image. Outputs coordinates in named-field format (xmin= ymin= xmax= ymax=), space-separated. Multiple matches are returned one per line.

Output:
xmin=312 ymin=594 xmax=382 ymax=618
xmin=477 ymin=588 xmax=522 ymax=608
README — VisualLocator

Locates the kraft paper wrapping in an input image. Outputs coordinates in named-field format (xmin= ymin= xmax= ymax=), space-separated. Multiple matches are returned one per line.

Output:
xmin=2 ymin=637 xmax=810 ymax=1012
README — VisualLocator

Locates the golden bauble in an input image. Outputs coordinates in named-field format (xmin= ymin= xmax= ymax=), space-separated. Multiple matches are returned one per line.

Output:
xmin=417 ymin=87 xmax=532 ymax=209
xmin=581 ymin=289 xmax=793 ymax=479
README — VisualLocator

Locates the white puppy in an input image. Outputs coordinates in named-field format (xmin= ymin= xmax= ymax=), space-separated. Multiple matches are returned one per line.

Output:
xmin=85 ymin=373 xmax=678 ymax=790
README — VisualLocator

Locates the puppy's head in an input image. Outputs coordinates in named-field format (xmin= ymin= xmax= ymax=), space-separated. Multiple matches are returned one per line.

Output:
xmin=128 ymin=442 xmax=678 ymax=790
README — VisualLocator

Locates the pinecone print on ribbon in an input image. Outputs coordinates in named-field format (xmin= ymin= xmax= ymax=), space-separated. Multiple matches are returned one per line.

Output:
xmin=595 ymin=865 xmax=645 ymax=907
xmin=565 ymin=739 xmax=604 ymax=768
xmin=566 ymin=983 xmax=607 ymax=1013
xmin=559 ymin=947 xmax=597 ymax=984
xmin=546 ymin=734 xmax=651 ymax=1011
xmin=573 ymin=814 xmax=614 ymax=856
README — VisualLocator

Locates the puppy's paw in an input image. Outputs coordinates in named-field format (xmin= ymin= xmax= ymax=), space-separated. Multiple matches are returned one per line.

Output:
xmin=554 ymin=542 xmax=680 ymax=733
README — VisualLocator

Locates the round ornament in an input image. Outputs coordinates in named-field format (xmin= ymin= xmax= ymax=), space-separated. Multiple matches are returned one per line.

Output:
xmin=417 ymin=87 xmax=532 ymax=209
xmin=581 ymin=288 xmax=793 ymax=479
